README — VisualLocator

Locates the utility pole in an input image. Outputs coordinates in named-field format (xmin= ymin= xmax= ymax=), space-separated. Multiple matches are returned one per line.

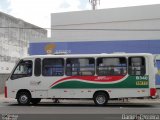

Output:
xmin=89 ymin=0 xmax=100 ymax=10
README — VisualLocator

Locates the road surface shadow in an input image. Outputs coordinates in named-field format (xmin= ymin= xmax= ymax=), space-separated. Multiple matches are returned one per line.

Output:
xmin=8 ymin=102 xmax=154 ymax=108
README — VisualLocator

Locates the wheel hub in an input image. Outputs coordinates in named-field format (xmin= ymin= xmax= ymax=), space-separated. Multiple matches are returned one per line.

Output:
xmin=20 ymin=95 xmax=28 ymax=104
xmin=96 ymin=95 xmax=105 ymax=104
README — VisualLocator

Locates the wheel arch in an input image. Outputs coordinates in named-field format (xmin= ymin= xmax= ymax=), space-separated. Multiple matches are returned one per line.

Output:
xmin=93 ymin=90 xmax=110 ymax=99
xmin=16 ymin=89 xmax=32 ymax=99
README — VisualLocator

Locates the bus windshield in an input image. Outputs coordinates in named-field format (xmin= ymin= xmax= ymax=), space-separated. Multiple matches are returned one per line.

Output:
xmin=11 ymin=60 xmax=33 ymax=80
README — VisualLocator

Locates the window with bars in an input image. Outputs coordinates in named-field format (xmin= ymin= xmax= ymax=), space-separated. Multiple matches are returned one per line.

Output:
xmin=66 ymin=58 xmax=95 ymax=76
xmin=42 ymin=58 xmax=64 ymax=76
xmin=128 ymin=57 xmax=145 ymax=76
xmin=97 ymin=57 xmax=127 ymax=76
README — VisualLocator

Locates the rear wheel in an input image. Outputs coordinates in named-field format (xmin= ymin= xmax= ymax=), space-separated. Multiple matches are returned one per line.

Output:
xmin=31 ymin=98 xmax=41 ymax=105
xmin=93 ymin=92 xmax=109 ymax=106
xmin=17 ymin=92 xmax=31 ymax=105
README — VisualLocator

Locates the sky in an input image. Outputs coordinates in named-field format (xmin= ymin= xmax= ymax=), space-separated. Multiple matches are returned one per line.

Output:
xmin=1 ymin=0 xmax=160 ymax=36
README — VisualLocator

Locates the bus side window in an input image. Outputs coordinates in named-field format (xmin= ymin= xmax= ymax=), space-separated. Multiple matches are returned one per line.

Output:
xmin=34 ymin=58 xmax=41 ymax=76
xmin=97 ymin=57 xmax=127 ymax=76
xmin=128 ymin=57 xmax=145 ymax=76
xmin=66 ymin=58 xmax=95 ymax=76
xmin=42 ymin=58 xmax=64 ymax=76
xmin=11 ymin=60 xmax=33 ymax=80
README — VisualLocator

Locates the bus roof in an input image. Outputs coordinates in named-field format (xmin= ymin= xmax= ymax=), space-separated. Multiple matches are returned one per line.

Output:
xmin=23 ymin=53 xmax=153 ymax=60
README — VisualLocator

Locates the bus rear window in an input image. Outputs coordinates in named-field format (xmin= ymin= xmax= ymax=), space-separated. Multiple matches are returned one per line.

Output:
xmin=128 ymin=57 xmax=145 ymax=76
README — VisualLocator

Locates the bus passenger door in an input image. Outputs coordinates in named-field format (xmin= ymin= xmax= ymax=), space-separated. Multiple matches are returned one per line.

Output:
xmin=31 ymin=58 xmax=65 ymax=98
xmin=30 ymin=58 xmax=48 ymax=98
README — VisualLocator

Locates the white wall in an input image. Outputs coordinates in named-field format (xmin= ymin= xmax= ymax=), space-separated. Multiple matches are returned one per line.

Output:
xmin=51 ymin=4 xmax=160 ymax=42
xmin=0 ymin=12 xmax=47 ymax=73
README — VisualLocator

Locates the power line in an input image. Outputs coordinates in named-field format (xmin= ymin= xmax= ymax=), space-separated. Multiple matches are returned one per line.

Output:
xmin=52 ymin=28 xmax=160 ymax=31
xmin=0 ymin=26 xmax=160 ymax=31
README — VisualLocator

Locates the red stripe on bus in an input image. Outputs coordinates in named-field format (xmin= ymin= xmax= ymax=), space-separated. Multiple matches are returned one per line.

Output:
xmin=50 ymin=76 xmax=125 ymax=87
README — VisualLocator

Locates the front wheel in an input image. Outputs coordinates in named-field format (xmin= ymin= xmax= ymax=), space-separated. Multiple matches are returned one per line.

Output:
xmin=17 ymin=92 xmax=31 ymax=105
xmin=93 ymin=92 xmax=109 ymax=106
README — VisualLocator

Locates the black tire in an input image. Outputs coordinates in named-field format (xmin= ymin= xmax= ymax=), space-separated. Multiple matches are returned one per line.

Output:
xmin=93 ymin=92 xmax=109 ymax=106
xmin=17 ymin=92 xmax=31 ymax=105
xmin=31 ymin=98 xmax=41 ymax=105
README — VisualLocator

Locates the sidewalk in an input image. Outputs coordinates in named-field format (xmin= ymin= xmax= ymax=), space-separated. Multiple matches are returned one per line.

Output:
xmin=0 ymin=94 xmax=16 ymax=104
xmin=109 ymin=98 xmax=160 ymax=104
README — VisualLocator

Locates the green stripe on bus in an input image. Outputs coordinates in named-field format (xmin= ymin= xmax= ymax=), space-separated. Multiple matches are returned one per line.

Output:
xmin=51 ymin=76 xmax=149 ymax=89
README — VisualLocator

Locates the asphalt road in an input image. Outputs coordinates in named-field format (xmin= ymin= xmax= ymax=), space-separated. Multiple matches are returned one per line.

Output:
xmin=0 ymin=102 xmax=160 ymax=114
xmin=0 ymin=98 xmax=160 ymax=120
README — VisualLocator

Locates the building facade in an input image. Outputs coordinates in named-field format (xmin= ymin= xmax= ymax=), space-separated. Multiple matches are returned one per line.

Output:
xmin=0 ymin=11 xmax=47 ymax=74
xmin=31 ymin=4 xmax=160 ymax=55
xmin=0 ymin=12 xmax=47 ymax=93
xmin=29 ymin=4 xmax=160 ymax=88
